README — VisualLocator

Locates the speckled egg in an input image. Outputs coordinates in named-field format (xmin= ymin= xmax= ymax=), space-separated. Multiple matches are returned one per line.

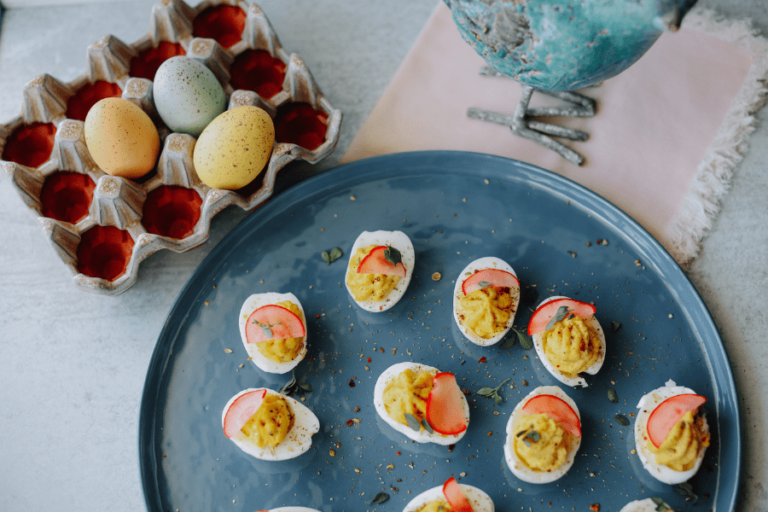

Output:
xmin=84 ymin=97 xmax=160 ymax=179
xmin=193 ymin=106 xmax=275 ymax=190
xmin=153 ymin=56 xmax=226 ymax=136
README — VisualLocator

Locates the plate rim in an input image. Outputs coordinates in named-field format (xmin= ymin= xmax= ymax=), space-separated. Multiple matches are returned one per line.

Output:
xmin=138 ymin=150 xmax=741 ymax=512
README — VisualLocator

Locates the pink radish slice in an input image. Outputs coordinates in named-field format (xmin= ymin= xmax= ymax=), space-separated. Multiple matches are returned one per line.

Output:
xmin=461 ymin=268 xmax=519 ymax=295
xmin=443 ymin=477 xmax=474 ymax=512
xmin=426 ymin=372 xmax=467 ymax=435
xmin=245 ymin=304 xmax=306 ymax=343
xmin=647 ymin=394 xmax=706 ymax=448
xmin=223 ymin=389 xmax=267 ymax=438
xmin=522 ymin=394 xmax=582 ymax=438
xmin=357 ymin=246 xmax=407 ymax=277
xmin=527 ymin=298 xmax=596 ymax=335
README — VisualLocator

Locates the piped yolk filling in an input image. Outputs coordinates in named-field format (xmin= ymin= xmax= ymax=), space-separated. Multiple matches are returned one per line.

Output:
xmin=648 ymin=410 xmax=709 ymax=471
xmin=416 ymin=500 xmax=453 ymax=512
xmin=347 ymin=245 xmax=401 ymax=301
xmin=382 ymin=368 xmax=436 ymax=430
xmin=540 ymin=316 xmax=600 ymax=377
xmin=458 ymin=286 xmax=513 ymax=339
xmin=241 ymin=394 xmax=294 ymax=448
xmin=255 ymin=300 xmax=305 ymax=363
xmin=513 ymin=413 xmax=572 ymax=472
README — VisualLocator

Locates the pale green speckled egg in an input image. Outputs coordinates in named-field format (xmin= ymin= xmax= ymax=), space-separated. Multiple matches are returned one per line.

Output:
xmin=154 ymin=56 xmax=226 ymax=136
xmin=193 ymin=106 xmax=275 ymax=190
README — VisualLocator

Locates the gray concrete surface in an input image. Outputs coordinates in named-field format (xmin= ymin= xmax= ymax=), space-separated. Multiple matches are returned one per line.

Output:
xmin=0 ymin=1 xmax=765 ymax=511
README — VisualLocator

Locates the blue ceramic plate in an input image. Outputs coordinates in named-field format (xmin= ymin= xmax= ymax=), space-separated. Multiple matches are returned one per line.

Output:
xmin=139 ymin=151 xmax=740 ymax=512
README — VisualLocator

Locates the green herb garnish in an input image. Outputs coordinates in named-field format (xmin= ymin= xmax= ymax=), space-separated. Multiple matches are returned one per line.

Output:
xmin=404 ymin=413 xmax=421 ymax=432
xmin=499 ymin=337 xmax=516 ymax=350
xmin=513 ymin=327 xmax=533 ymax=350
xmin=321 ymin=247 xmax=343 ymax=265
xmin=421 ymin=417 xmax=434 ymax=434
xmin=650 ymin=497 xmax=671 ymax=512
xmin=280 ymin=370 xmax=312 ymax=395
xmin=367 ymin=492 xmax=390 ymax=505
xmin=545 ymin=305 xmax=573 ymax=331
xmin=523 ymin=430 xmax=541 ymax=447
xmin=675 ymin=482 xmax=698 ymax=503
xmin=478 ymin=280 xmax=492 ymax=288
xmin=614 ymin=414 xmax=630 ymax=426
xmin=611 ymin=320 xmax=622 ymax=332
xmin=607 ymin=388 xmax=618 ymax=403
xmin=477 ymin=377 xmax=511 ymax=405
xmin=384 ymin=245 xmax=402 ymax=266
xmin=253 ymin=320 xmax=281 ymax=339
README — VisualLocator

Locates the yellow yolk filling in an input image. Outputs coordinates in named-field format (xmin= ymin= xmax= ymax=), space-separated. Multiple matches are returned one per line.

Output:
xmin=416 ymin=501 xmax=453 ymax=512
xmin=540 ymin=316 xmax=600 ymax=377
xmin=648 ymin=410 xmax=709 ymax=471
xmin=513 ymin=413 xmax=571 ymax=472
xmin=458 ymin=286 xmax=514 ymax=339
xmin=382 ymin=368 xmax=436 ymax=430
xmin=241 ymin=394 xmax=294 ymax=449
xmin=255 ymin=300 xmax=305 ymax=363
xmin=347 ymin=245 xmax=401 ymax=302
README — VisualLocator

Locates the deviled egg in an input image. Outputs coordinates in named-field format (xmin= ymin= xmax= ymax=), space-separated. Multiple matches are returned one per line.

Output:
xmin=402 ymin=477 xmax=494 ymax=512
xmin=528 ymin=296 xmax=605 ymax=387
xmin=504 ymin=385 xmax=582 ymax=483
xmin=222 ymin=387 xmax=319 ymax=461
xmin=374 ymin=362 xmax=469 ymax=445
xmin=620 ymin=498 xmax=674 ymax=512
xmin=634 ymin=380 xmax=709 ymax=485
xmin=345 ymin=230 xmax=415 ymax=312
xmin=239 ymin=292 xmax=308 ymax=374
xmin=453 ymin=257 xmax=520 ymax=346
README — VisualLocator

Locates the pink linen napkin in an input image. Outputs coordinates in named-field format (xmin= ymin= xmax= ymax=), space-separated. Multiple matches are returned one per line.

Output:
xmin=343 ymin=3 xmax=767 ymax=265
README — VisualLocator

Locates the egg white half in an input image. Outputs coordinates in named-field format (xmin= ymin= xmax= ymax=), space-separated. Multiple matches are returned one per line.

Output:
xmin=504 ymin=385 xmax=582 ymax=484
xmin=453 ymin=257 xmax=520 ymax=347
xmin=373 ymin=362 xmax=469 ymax=445
xmin=634 ymin=380 xmax=709 ymax=485
xmin=239 ymin=292 xmax=308 ymax=374
xmin=531 ymin=295 xmax=606 ymax=388
xmin=222 ymin=387 xmax=319 ymax=461
xmin=620 ymin=498 xmax=672 ymax=512
xmin=344 ymin=230 xmax=415 ymax=313
xmin=402 ymin=483 xmax=494 ymax=512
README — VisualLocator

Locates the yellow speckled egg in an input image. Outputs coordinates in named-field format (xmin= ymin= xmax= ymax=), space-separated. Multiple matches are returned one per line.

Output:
xmin=193 ymin=106 xmax=275 ymax=190
xmin=84 ymin=98 xmax=160 ymax=179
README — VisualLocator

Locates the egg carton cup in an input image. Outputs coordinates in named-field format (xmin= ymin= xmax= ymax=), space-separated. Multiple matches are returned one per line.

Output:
xmin=0 ymin=0 xmax=342 ymax=296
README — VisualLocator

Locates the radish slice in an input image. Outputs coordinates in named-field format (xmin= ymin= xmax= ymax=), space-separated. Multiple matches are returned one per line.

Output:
xmin=426 ymin=372 xmax=468 ymax=435
xmin=223 ymin=389 xmax=267 ymax=438
xmin=522 ymin=394 xmax=582 ymax=438
xmin=443 ymin=477 xmax=474 ymax=512
xmin=245 ymin=304 xmax=306 ymax=343
xmin=527 ymin=298 xmax=596 ymax=335
xmin=461 ymin=268 xmax=520 ymax=295
xmin=647 ymin=394 xmax=706 ymax=448
xmin=357 ymin=245 xmax=407 ymax=277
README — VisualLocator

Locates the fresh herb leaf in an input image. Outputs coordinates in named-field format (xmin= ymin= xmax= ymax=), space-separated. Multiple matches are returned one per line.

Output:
xmin=367 ymin=492 xmax=390 ymax=505
xmin=321 ymin=251 xmax=330 ymax=264
xmin=476 ymin=377 xmax=511 ymax=405
xmin=614 ymin=414 xmax=630 ymax=426
xmin=513 ymin=327 xmax=533 ymax=350
xmin=421 ymin=417 xmax=434 ymax=434
xmin=477 ymin=387 xmax=495 ymax=397
xmin=253 ymin=320 xmax=281 ymax=339
xmin=404 ymin=413 xmax=421 ymax=432
xmin=384 ymin=245 xmax=403 ymax=266
xmin=545 ymin=305 xmax=572 ymax=331
xmin=650 ymin=497 xmax=670 ymax=512
xmin=280 ymin=371 xmax=297 ymax=395
xmin=329 ymin=247 xmax=343 ymax=263
xmin=611 ymin=320 xmax=622 ymax=332
xmin=675 ymin=482 xmax=698 ymax=503
xmin=607 ymin=388 xmax=618 ymax=403
xmin=499 ymin=337 xmax=516 ymax=350
xmin=298 ymin=382 xmax=312 ymax=392
xmin=478 ymin=280 xmax=492 ymax=288
xmin=524 ymin=430 xmax=541 ymax=443
xmin=516 ymin=429 xmax=529 ymax=438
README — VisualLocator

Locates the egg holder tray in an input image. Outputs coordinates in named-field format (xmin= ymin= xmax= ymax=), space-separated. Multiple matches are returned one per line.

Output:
xmin=0 ymin=0 xmax=342 ymax=296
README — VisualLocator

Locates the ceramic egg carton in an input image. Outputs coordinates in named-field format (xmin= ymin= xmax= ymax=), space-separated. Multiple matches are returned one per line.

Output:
xmin=0 ymin=0 xmax=342 ymax=296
